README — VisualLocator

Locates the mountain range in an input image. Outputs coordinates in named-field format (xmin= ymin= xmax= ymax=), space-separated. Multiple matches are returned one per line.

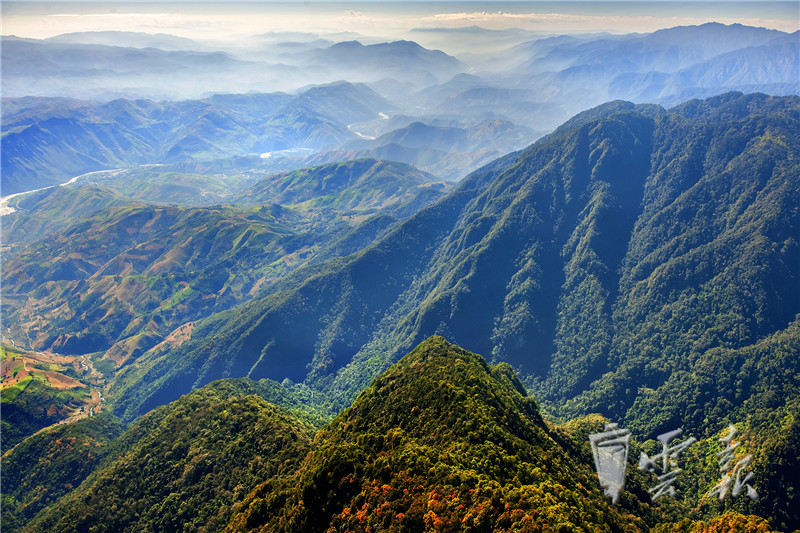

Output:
xmin=94 ymin=92 xmax=797 ymax=426
xmin=3 ymin=24 xmax=797 ymax=197
xmin=2 ymin=92 xmax=798 ymax=530
xmin=0 ymin=36 xmax=467 ymax=100
xmin=5 ymin=94 xmax=796 ymax=528
xmin=2 ymin=18 xmax=799 ymax=532
xmin=513 ymin=23 xmax=789 ymax=75
xmin=0 ymin=82 xmax=395 ymax=195
xmin=3 ymin=336 xmax=790 ymax=531
xmin=1 ymin=160 xmax=447 ymax=387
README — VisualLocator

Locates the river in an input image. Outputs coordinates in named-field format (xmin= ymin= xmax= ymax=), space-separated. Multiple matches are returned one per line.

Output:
xmin=0 ymin=168 xmax=124 ymax=216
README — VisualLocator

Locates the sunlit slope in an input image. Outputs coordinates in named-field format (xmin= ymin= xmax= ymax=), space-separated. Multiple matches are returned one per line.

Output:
xmin=236 ymin=158 xmax=445 ymax=213
xmin=113 ymin=93 xmax=798 ymax=432
xmin=226 ymin=336 xmax=652 ymax=532
xmin=2 ymin=159 xmax=443 ymax=376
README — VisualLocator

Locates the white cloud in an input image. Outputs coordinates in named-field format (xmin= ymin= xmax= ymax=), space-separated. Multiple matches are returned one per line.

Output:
xmin=3 ymin=4 xmax=797 ymax=43
xmin=422 ymin=11 xmax=798 ymax=33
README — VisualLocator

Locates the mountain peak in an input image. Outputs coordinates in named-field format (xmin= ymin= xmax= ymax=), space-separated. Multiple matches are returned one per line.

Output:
xmin=319 ymin=335 xmax=549 ymax=456
xmin=329 ymin=40 xmax=364 ymax=50
xmin=387 ymin=39 xmax=423 ymax=49
xmin=390 ymin=334 xmax=490 ymax=374
xmin=228 ymin=336 xmax=647 ymax=531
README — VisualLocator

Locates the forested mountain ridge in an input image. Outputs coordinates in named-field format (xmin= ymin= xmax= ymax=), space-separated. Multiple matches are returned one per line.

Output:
xmin=108 ymin=92 xmax=799 ymax=435
xmin=225 ymin=336 xmax=654 ymax=532
xmin=4 ymin=338 xmax=782 ymax=531
xmin=2 ymin=92 xmax=797 ymax=530
xmin=11 ymin=379 xmax=316 ymax=533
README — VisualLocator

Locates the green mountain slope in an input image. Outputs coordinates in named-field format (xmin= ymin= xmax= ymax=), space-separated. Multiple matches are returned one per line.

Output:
xmin=109 ymin=94 xmax=798 ymax=512
xmin=21 ymin=379 xmax=314 ymax=533
xmin=237 ymin=158 xmax=448 ymax=220
xmin=552 ymin=92 xmax=799 ymax=417
xmin=227 ymin=336 xmax=653 ymax=532
xmin=1 ymin=158 xmax=447 ymax=369
xmin=1 ymin=415 xmax=123 ymax=530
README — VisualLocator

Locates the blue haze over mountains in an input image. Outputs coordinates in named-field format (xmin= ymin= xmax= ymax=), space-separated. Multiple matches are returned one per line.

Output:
xmin=2 ymin=23 xmax=797 ymax=194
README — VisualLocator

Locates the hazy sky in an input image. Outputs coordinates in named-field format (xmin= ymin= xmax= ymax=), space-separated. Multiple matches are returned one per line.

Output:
xmin=3 ymin=1 xmax=798 ymax=45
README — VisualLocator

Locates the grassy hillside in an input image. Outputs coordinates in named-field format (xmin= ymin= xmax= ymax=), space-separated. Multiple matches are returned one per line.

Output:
xmin=2 ymin=202 xmax=298 ymax=363
xmin=1 ymin=185 xmax=137 ymax=245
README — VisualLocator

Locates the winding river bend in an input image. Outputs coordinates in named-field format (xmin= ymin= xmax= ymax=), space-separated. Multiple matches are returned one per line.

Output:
xmin=0 ymin=168 xmax=124 ymax=216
